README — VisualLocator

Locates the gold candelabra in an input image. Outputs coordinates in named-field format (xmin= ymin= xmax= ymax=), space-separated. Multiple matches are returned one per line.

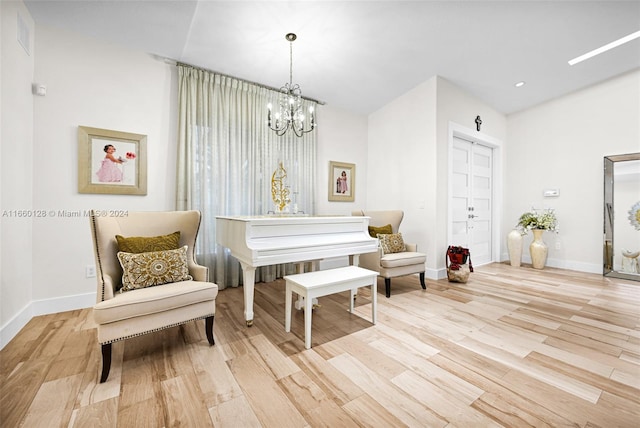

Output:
xmin=271 ymin=162 xmax=290 ymax=212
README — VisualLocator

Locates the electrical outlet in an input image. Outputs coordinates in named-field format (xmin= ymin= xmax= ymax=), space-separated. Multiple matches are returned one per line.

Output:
xmin=555 ymin=241 xmax=561 ymax=250
xmin=86 ymin=265 xmax=96 ymax=278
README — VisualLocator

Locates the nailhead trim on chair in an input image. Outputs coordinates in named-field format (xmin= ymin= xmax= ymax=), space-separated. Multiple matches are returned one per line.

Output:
xmin=90 ymin=212 xmax=108 ymax=302
xmin=98 ymin=313 xmax=215 ymax=344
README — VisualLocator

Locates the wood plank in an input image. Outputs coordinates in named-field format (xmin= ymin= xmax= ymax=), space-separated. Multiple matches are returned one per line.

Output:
xmin=68 ymin=396 xmax=118 ymax=428
xmin=392 ymin=370 xmax=501 ymax=427
xmin=160 ymin=373 xmax=213 ymax=427
xmin=329 ymin=353 xmax=449 ymax=427
xmin=341 ymin=394 xmax=408 ymax=428
xmin=208 ymin=395 xmax=262 ymax=428
xmin=20 ymin=374 xmax=83 ymax=427
xmin=278 ymin=370 xmax=361 ymax=427
xmin=227 ymin=352 xmax=308 ymax=426
xmin=290 ymin=349 xmax=364 ymax=406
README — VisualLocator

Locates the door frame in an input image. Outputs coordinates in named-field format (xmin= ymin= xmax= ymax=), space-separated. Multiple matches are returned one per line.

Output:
xmin=447 ymin=121 xmax=504 ymax=268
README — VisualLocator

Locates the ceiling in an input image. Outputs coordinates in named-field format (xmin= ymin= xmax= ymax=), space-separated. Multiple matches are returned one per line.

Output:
xmin=23 ymin=0 xmax=640 ymax=115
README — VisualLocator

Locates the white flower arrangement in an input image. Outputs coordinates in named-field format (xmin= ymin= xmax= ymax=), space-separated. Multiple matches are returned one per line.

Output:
xmin=516 ymin=208 xmax=558 ymax=235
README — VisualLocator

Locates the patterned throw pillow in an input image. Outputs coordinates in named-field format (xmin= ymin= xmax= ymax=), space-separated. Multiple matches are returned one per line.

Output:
xmin=368 ymin=224 xmax=392 ymax=238
xmin=115 ymin=231 xmax=180 ymax=253
xmin=117 ymin=245 xmax=192 ymax=292
xmin=378 ymin=233 xmax=406 ymax=254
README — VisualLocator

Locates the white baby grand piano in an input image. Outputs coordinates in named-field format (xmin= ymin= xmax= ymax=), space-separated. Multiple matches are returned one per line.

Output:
xmin=216 ymin=215 xmax=378 ymax=326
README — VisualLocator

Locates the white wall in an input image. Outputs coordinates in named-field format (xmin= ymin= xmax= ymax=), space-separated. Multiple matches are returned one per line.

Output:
xmin=0 ymin=18 xmax=178 ymax=347
xmin=316 ymin=104 xmax=369 ymax=216
xmin=1 ymin=0 xmax=35 ymax=347
xmin=31 ymin=24 xmax=178 ymax=306
xmin=367 ymin=78 xmax=438 ymax=275
xmin=506 ymin=69 xmax=640 ymax=273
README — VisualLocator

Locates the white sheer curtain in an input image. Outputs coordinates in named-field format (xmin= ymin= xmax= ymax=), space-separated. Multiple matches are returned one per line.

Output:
xmin=176 ymin=65 xmax=317 ymax=289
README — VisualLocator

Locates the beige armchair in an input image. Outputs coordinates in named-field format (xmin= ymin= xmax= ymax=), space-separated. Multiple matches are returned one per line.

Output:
xmin=352 ymin=210 xmax=426 ymax=297
xmin=89 ymin=210 xmax=218 ymax=383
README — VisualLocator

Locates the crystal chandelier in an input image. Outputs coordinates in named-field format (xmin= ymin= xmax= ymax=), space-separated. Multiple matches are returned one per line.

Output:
xmin=267 ymin=33 xmax=316 ymax=137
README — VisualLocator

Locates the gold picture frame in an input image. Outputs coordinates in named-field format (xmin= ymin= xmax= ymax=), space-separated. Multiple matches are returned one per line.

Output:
xmin=328 ymin=161 xmax=355 ymax=202
xmin=78 ymin=126 xmax=147 ymax=195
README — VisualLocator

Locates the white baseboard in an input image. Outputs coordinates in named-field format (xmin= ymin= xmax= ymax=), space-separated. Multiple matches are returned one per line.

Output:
xmin=520 ymin=256 xmax=601 ymax=274
xmin=426 ymin=268 xmax=444 ymax=280
xmin=0 ymin=291 xmax=95 ymax=350
xmin=0 ymin=302 xmax=33 ymax=350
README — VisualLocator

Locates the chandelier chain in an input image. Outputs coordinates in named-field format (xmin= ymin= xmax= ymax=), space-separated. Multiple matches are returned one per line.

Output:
xmin=289 ymin=41 xmax=293 ymax=87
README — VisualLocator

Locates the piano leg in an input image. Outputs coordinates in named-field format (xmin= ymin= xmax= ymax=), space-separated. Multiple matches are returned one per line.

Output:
xmin=241 ymin=263 xmax=256 ymax=326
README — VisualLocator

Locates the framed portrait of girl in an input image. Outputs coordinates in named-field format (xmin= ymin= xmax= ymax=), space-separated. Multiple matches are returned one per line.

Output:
xmin=78 ymin=126 xmax=147 ymax=195
xmin=328 ymin=161 xmax=355 ymax=202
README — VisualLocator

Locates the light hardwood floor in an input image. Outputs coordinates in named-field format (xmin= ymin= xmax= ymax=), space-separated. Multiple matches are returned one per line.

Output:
xmin=1 ymin=263 xmax=639 ymax=427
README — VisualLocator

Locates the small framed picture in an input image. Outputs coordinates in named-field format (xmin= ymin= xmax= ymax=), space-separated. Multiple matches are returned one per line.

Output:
xmin=328 ymin=161 xmax=355 ymax=202
xmin=78 ymin=126 xmax=147 ymax=195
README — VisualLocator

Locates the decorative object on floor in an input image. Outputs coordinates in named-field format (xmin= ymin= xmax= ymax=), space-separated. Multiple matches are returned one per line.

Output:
xmin=77 ymin=126 xmax=147 ymax=195
xmin=329 ymin=160 xmax=355 ymax=202
xmin=507 ymin=229 xmax=524 ymax=267
xmin=271 ymin=161 xmax=291 ymax=212
xmin=629 ymin=201 xmax=640 ymax=230
xmin=446 ymin=245 xmax=473 ymax=283
xmin=529 ymin=229 xmax=548 ymax=269
xmin=267 ymin=33 xmax=316 ymax=137
xmin=517 ymin=208 xmax=558 ymax=269
xmin=621 ymin=249 xmax=640 ymax=273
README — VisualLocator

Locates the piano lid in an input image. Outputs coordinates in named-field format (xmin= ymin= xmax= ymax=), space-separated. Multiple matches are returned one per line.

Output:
xmin=216 ymin=215 xmax=377 ymax=267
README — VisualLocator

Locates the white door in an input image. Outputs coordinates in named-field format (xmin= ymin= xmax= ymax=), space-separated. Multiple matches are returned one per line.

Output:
xmin=451 ymin=136 xmax=493 ymax=266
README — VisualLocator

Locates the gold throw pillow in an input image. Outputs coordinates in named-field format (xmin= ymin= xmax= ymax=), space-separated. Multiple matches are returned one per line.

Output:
xmin=117 ymin=245 xmax=192 ymax=291
xmin=368 ymin=224 xmax=392 ymax=238
xmin=378 ymin=233 xmax=405 ymax=254
xmin=116 ymin=231 xmax=180 ymax=253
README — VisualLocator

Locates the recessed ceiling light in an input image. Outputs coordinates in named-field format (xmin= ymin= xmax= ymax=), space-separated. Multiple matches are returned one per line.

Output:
xmin=568 ymin=30 xmax=640 ymax=66
xmin=515 ymin=81 xmax=526 ymax=88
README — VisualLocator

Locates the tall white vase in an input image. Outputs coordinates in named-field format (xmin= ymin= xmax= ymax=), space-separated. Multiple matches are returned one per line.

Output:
xmin=507 ymin=229 xmax=523 ymax=267
xmin=530 ymin=229 xmax=548 ymax=269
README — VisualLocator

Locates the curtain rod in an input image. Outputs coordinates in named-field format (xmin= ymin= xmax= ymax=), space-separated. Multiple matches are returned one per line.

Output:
xmin=168 ymin=58 xmax=325 ymax=105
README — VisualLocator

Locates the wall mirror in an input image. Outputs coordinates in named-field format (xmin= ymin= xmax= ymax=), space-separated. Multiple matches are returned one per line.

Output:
xmin=604 ymin=153 xmax=640 ymax=281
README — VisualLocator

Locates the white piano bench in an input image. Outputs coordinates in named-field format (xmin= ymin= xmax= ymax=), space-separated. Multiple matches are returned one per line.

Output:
xmin=284 ymin=266 xmax=378 ymax=349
